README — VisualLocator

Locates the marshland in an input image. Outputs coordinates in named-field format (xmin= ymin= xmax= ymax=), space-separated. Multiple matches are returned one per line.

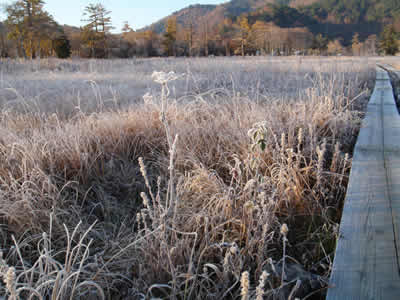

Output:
xmin=0 ymin=56 xmax=392 ymax=299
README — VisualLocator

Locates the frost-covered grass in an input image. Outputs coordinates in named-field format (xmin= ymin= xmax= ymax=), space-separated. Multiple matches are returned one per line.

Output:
xmin=0 ymin=56 xmax=376 ymax=299
xmin=0 ymin=56 xmax=381 ymax=116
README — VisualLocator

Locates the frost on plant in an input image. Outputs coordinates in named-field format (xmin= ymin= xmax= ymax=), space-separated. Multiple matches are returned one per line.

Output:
xmin=248 ymin=121 xmax=269 ymax=151
xmin=151 ymin=71 xmax=183 ymax=84
xmin=142 ymin=92 xmax=153 ymax=105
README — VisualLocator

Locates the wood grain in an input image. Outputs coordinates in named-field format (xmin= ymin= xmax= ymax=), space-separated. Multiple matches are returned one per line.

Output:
xmin=327 ymin=68 xmax=400 ymax=300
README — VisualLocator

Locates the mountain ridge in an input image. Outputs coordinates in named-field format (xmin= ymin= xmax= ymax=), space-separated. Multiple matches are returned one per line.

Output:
xmin=139 ymin=0 xmax=398 ymax=44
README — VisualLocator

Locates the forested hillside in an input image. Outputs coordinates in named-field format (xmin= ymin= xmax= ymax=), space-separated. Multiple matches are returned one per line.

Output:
xmin=143 ymin=4 xmax=217 ymax=34
xmin=146 ymin=0 xmax=398 ymax=46
xmin=307 ymin=0 xmax=400 ymax=23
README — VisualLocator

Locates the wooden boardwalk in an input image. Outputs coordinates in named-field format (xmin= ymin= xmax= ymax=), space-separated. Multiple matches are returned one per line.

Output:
xmin=326 ymin=67 xmax=400 ymax=299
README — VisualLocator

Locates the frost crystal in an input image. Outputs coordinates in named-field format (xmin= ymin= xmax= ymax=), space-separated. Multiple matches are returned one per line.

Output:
xmin=151 ymin=71 xmax=183 ymax=84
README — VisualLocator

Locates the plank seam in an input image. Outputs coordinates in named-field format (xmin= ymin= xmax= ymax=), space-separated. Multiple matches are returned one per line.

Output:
xmin=326 ymin=67 xmax=400 ymax=299
xmin=381 ymin=71 xmax=400 ymax=276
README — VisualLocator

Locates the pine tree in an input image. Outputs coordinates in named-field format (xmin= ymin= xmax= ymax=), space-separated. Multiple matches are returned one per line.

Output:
xmin=81 ymin=3 xmax=113 ymax=58
xmin=122 ymin=21 xmax=133 ymax=35
xmin=380 ymin=24 xmax=399 ymax=55
xmin=238 ymin=16 xmax=250 ymax=56
xmin=311 ymin=33 xmax=328 ymax=54
xmin=163 ymin=17 xmax=177 ymax=56
xmin=53 ymin=35 xmax=71 ymax=58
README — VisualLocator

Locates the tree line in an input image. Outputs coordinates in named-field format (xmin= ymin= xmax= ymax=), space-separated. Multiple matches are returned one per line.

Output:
xmin=0 ymin=0 xmax=398 ymax=59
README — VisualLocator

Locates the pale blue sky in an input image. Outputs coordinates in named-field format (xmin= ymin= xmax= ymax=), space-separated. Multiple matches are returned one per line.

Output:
xmin=0 ymin=0 xmax=227 ymax=32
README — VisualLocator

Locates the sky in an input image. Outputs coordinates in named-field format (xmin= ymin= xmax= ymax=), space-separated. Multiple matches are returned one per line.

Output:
xmin=0 ymin=0 xmax=227 ymax=32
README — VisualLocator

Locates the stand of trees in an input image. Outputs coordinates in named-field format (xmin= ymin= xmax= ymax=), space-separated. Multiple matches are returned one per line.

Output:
xmin=0 ymin=0 xmax=399 ymax=59
xmin=380 ymin=24 xmax=399 ymax=55
xmin=5 ymin=0 xmax=66 ymax=58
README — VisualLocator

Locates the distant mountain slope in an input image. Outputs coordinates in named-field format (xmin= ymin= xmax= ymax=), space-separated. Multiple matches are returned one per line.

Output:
xmin=62 ymin=25 xmax=81 ymax=35
xmin=141 ymin=0 xmax=398 ymax=44
xmin=142 ymin=1 xmax=282 ymax=33
xmin=142 ymin=4 xmax=217 ymax=33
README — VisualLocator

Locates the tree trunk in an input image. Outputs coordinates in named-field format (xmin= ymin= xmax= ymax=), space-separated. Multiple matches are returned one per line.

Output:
xmin=205 ymin=30 xmax=208 ymax=56
xmin=30 ymin=38 xmax=34 ymax=59
xmin=225 ymin=41 xmax=230 ymax=56
xmin=189 ymin=24 xmax=193 ymax=57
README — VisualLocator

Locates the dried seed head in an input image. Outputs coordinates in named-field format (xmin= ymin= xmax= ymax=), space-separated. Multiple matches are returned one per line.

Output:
xmin=281 ymin=132 xmax=286 ymax=150
xmin=230 ymin=243 xmax=238 ymax=255
xmin=151 ymin=71 xmax=184 ymax=84
xmin=203 ymin=266 xmax=208 ymax=275
xmin=136 ymin=213 xmax=141 ymax=224
xmin=223 ymin=251 xmax=231 ymax=272
xmin=256 ymin=271 xmax=269 ymax=300
xmin=138 ymin=157 xmax=147 ymax=178
xmin=244 ymin=201 xmax=255 ymax=213
xmin=5 ymin=267 xmax=15 ymax=294
xmin=280 ymin=223 xmax=289 ymax=237
xmin=143 ymin=92 xmax=153 ymax=105
xmin=244 ymin=179 xmax=257 ymax=192
xmin=140 ymin=192 xmax=150 ymax=208
xmin=240 ymin=271 xmax=250 ymax=300
xmin=258 ymin=191 xmax=266 ymax=200
xmin=297 ymin=128 xmax=303 ymax=145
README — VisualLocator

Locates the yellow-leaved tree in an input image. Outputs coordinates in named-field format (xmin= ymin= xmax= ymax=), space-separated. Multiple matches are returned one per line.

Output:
xmin=5 ymin=0 xmax=61 ymax=58
xmin=236 ymin=16 xmax=250 ymax=56
xmin=163 ymin=17 xmax=177 ymax=56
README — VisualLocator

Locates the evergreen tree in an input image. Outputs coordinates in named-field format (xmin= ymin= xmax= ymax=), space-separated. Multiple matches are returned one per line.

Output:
xmin=311 ymin=33 xmax=328 ymax=54
xmin=380 ymin=24 xmax=399 ymax=55
xmin=81 ymin=3 xmax=113 ymax=58
xmin=237 ymin=16 xmax=250 ymax=56
xmin=53 ymin=35 xmax=71 ymax=58
xmin=122 ymin=21 xmax=133 ymax=35
xmin=163 ymin=17 xmax=177 ymax=56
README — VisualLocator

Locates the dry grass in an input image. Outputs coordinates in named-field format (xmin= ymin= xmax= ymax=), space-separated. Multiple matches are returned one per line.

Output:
xmin=0 ymin=57 xmax=376 ymax=299
xmin=389 ymin=62 xmax=400 ymax=70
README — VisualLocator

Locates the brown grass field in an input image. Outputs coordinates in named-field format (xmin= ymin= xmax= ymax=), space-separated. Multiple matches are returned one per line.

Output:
xmin=0 ymin=56 xmax=393 ymax=299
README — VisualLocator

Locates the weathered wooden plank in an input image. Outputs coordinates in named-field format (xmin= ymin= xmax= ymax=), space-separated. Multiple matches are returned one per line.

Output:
xmin=369 ymin=88 xmax=384 ymax=105
xmin=383 ymin=73 xmax=400 ymax=270
xmin=327 ymin=68 xmax=400 ymax=300
xmin=384 ymin=151 xmax=400 ymax=266
xmin=353 ymin=103 xmax=383 ymax=155
xmin=327 ymin=151 xmax=400 ymax=300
